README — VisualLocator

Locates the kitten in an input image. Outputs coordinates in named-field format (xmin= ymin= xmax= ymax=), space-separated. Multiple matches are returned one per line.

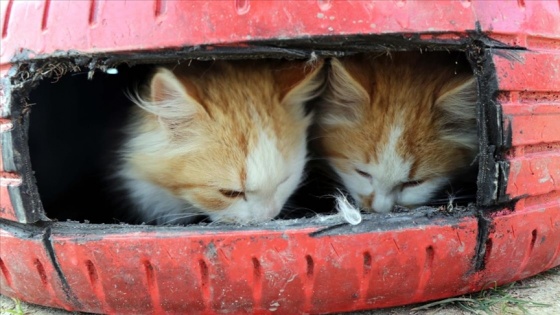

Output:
xmin=118 ymin=59 xmax=324 ymax=225
xmin=314 ymin=52 xmax=478 ymax=213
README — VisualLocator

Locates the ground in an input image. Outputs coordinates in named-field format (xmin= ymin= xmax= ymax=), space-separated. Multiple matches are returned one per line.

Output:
xmin=1 ymin=266 xmax=559 ymax=315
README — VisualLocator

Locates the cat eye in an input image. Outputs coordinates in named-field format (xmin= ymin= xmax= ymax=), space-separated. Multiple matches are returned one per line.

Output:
xmin=355 ymin=168 xmax=372 ymax=180
xmin=401 ymin=180 xmax=426 ymax=190
xmin=219 ymin=189 xmax=246 ymax=199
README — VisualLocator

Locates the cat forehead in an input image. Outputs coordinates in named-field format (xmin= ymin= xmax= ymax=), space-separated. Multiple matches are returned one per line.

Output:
xmin=245 ymin=131 xmax=301 ymax=191
xmin=357 ymin=126 xmax=413 ymax=183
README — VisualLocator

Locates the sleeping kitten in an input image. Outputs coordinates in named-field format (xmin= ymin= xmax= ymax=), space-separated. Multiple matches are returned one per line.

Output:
xmin=314 ymin=52 xmax=478 ymax=213
xmin=118 ymin=59 xmax=324 ymax=225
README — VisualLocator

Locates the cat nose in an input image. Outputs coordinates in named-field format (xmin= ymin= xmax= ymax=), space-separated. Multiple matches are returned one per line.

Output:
xmin=359 ymin=194 xmax=374 ymax=209
xmin=372 ymin=194 xmax=395 ymax=213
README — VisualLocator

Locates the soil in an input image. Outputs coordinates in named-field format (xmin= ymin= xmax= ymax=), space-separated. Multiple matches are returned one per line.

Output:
xmin=1 ymin=266 xmax=559 ymax=315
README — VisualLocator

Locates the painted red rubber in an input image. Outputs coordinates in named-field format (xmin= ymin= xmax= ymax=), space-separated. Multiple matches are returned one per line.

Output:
xmin=0 ymin=1 xmax=559 ymax=314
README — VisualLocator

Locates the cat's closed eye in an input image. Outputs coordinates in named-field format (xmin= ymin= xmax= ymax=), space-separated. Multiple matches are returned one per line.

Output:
xmin=401 ymin=180 xmax=426 ymax=190
xmin=219 ymin=189 xmax=246 ymax=199
xmin=355 ymin=168 xmax=372 ymax=180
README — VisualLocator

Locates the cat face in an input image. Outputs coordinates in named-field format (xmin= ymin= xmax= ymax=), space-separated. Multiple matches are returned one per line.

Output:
xmin=123 ymin=60 xmax=324 ymax=224
xmin=315 ymin=53 xmax=478 ymax=213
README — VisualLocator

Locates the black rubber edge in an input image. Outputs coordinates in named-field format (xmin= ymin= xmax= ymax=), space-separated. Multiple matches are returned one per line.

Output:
xmin=41 ymin=226 xmax=83 ymax=309
xmin=2 ymin=65 xmax=46 ymax=224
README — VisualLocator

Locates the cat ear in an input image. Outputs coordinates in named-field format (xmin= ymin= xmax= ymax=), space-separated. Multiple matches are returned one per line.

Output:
xmin=435 ymin=76 xmax=477 ymax=120
xmin=130 ymin=68 xmax=207 ymax=124
xmin=275 ymin=60 xmax=326 ymax=108
xmin=320 ymin=57 xmax=370 ymax=125
xmin=435 ymin=76 xmax=478 ymax=150
xmin=435 ymin=77 xmax=477 ymax=111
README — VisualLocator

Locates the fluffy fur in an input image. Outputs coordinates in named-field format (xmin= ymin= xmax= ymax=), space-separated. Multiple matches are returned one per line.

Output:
xmin=119 ymin=59 xmax=324 ymax=225
xmin=314 ymin=52 xmax=478 ymax=213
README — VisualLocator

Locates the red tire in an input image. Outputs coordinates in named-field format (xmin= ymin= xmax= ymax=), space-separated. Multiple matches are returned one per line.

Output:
xmin=1 ymin=1 xmax=559 ymax=314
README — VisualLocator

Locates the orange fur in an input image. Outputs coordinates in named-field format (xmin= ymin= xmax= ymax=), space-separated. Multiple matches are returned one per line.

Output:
xmin=314 ymin=52 xmax=478 ymax=212
xmin=120 ymin=59 xmax=325 ymax=224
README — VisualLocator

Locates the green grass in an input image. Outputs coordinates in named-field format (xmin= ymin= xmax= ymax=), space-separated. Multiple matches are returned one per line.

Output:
xmin=0 ymin=298 xmax=25 ymax=315
xmin=539 ymin=266 xmax=560 ymax=277
xmin=411 ymin=282 xmax=551 ymax=315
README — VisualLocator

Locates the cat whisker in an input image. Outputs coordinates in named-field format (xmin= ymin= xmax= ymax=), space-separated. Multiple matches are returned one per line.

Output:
xmin=430 ymin=195 xmax=476 ymax=202
xmin=147 ymin=212 xmax=200 ymax=221
xmin=428 ymin=194 xmax=476 ymax=207
xmin=305 ymin=156 xmax=333 ymax=162
xmin=160 ymin=214 xmax=204 ymax=225
xmin=279 ymin=207 xmax=321 ymax=219
xmin=306 ymin=134 xmax=331 ymax=142
xmin=282 ymin=205 xmax=318 ymax=213
xmin=317 ymin=191 xmax=353 ymax=202
xmin=152 ymin=212 xmax=198 ymax=218
xmin=296 ymin=179 xmax=315 ymax=190
xmin=207 ymin=217 xmax=229 ymax=226
xmin=145 ymin=212 xmax=203 ymax=225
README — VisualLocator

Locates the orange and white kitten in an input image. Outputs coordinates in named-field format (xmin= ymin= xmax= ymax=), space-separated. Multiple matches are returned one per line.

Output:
xmin=315 ymin=52 xmax=478 ymax=213
xmin=119 ymin=59 xmax=324 ymax=225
